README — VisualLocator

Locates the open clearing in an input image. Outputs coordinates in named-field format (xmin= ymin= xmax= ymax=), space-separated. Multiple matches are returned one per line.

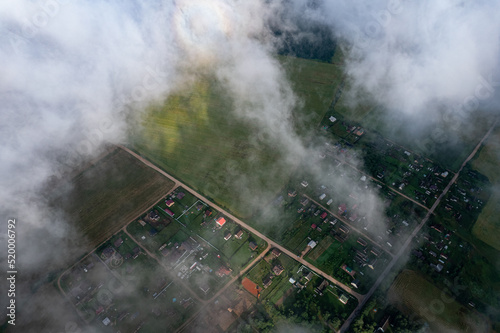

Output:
xmin=388 ymin=270 xmax=489 ymax=332
xmin=51 ymin=148 xmax=175 ymax=250
xmin=471 ymin=125 xmax=500 ymax=250
xmin=131 ymin=56 xmax=344 ymax=218
xmin=131 ymin=78 xmax=288 ymax=218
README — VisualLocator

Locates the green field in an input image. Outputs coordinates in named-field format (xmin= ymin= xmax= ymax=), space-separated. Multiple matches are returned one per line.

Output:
xmin=131 ymin=56 xmax=344 ymax=217
xmin=389 ymin=270 xmax=489 ymax=332
xmin=279 ymin=55 xmax=345 ymax=135
xmin=51 ymin=148 xmax=175 ymax=251
xmin=472 ymin=191 xmax=500 ymax=251
xmin=471 ymin=126 xmax=500 ymax=250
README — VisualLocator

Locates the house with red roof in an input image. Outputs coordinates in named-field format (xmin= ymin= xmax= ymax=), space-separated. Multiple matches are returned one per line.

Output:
xmin=216 ymin=217 xmax=226 ymax=227
xmin=338 ymin=204 xmax=347 ymax=213
xmin=216 ymin=266 xmax=232 ymax=277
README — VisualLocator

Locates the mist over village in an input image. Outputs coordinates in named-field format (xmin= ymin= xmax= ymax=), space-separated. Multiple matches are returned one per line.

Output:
xmin=1 ymin=1 xmax=500 ymax=333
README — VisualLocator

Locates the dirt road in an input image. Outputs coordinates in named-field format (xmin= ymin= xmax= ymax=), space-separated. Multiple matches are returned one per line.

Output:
xmin=119 ymin=145 xmax=363 ymax=301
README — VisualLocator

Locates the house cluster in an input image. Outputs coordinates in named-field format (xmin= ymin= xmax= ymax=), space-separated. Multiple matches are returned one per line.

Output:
xmin=66 ymin=264 xmax=98 ymax=305
xmin=163 ymin=191 xmax=186 ymax=217
xmin=413 ymin=223 xmax=454 ymax=274
xmin=102 ymin=239 xmax=142 ymax=262
xmin=345 ymin=126 xmax=365 ymax=137
xmin=338 ymin=201 xmax=365 ymax=224
xmin=443 ymin=179 xmax=485 ymax=223
xmin=160 ymin=238 xmax=201 ymax=269
xmin=350 ymin=241 xmax=381 ymax=272
xmin=330 ymin=223 xmax=350 ymax=243
xmin=262 ymin=263 xmax=285 ymax=289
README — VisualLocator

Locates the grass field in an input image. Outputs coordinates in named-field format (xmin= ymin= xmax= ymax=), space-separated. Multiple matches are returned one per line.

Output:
xmin=471 ymin=126 xmax=500 ymax=250
xmin=471 ymin=126 xmax=500 ymax=183
xmin=51 ymin=148 xmax=175 ymax=251
xmin=472 ymin=191 xmax=500 ymax=251
xmin=388 ymin=270 xmax=489 ymax=332
xmin=131 ymin=56 xmax=344 ymax=217
xmin=279 ymin=55 xmax=345 ymax=135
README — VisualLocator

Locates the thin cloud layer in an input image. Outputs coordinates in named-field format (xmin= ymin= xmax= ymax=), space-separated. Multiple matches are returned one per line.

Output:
xmin=0 ymin=1 xmax=303 ymax=329
xmin=287 ymin=0 xmax=500 ymax=115
xmin=2 ymin=0 xmax=498 ymax=331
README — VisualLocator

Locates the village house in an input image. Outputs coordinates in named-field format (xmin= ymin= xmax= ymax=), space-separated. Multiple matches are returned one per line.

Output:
xmin=263 ymin=276 xmax=273 ymax=289
xmin=235 ymin=230 xmax=244 ymax=239
xmin=224 ymin=231 xmax=232 ymax=241
xmin=216 ymin=266 xmax=232 ymax=278
xmin=357 ymin=238 xmax=367 ymax=247
xmin=339 ymin=225 xmax=350 ymax=233
xmin=249 ymin=242 xmax=258 ymax=251
xmin=216 ymin=217 xmax=226 ymax=227
xmin=102 ymin=246 xmax=115 ymax=259
xmin=272 ymin=265 xmax=284 ymax=276
xmin=132 ymin=247 xmax=141 ymax=259
xmin=315 ymin=279 xmax=329 ymax=295
xmin=114 ymin=237 xmax=123 ymax=248
xmin=339 ymin=294 xmax=349 ymax=304
xmin=338 ymin=203 xmax=347 ymax=213
xmin=164 ymin=208 xmax=174 ymax=217
xmin=370 ymin=247 xmax=381 ymax=256
xmin=307 ymin=240 xmax=317 ymax=249
xmin=149 ymin=210 xmax=160 ymax=221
